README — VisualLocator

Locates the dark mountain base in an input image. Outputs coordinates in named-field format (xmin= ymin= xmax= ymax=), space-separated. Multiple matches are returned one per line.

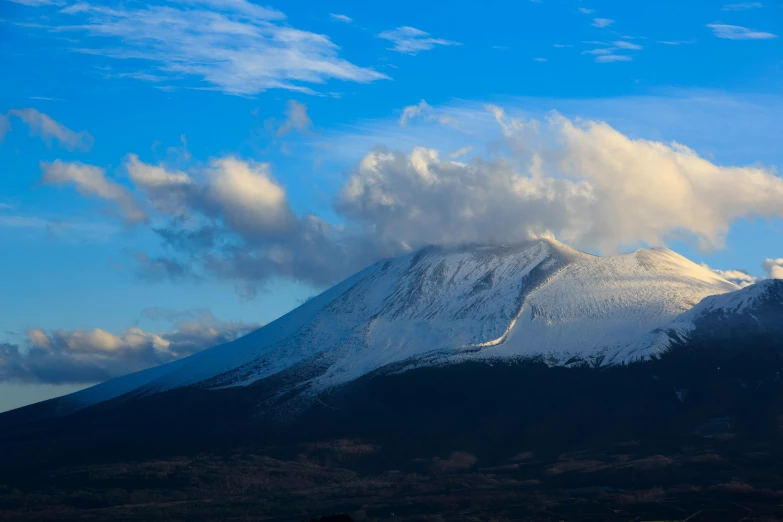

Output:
xmin=3 ymin=336 xmax=783 ymax=520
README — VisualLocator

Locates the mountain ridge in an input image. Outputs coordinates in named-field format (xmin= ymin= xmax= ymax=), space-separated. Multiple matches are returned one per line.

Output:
xmin=7 ymin=238 xmax=760 ymax=422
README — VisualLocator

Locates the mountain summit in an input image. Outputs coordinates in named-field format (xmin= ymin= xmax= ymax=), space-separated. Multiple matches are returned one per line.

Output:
xmin=36 ymin=238 xmax=749 ymax=418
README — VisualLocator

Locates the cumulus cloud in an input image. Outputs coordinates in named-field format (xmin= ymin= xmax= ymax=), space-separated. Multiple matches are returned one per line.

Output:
xmin=578 ymin=7 xmax=595 ymax=14
xmin=763 ymin=258 xmax=783 ymax=279
xmin=24 ymin=1 xmax=387 ymax=95
xmin=4 ymin=108 xmax=94 ymax=151
xmin=702 ymin=264 xmax=759 ymax=287
xmin=41 ymin=160 xmax=147 ymax=223
xmin=0 ymin=309 xmax=259 ymax=384
xmin=378 ymin=26 xmax=460 ymax=55
xmin=44 ymin=102 xmax=783 ymax=293
xmin=337 ymin=109 xmax=783 ymax=255
xmin=708 ymin=23 xmax=776 ymax=40
xmin=121 ymin=154 xmax=356 ymax=290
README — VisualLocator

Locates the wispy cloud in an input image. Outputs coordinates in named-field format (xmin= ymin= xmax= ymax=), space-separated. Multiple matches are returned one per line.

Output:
xmin=5 ymin=108 xmax=93 ymax=151
xmin=613 ymin=41 xmax=643 ymax=50
xmin=398 ymin=100 xmax=459 ymax=127
xmin=330 ymin=13 xmax=352 ymax=23
xmin=266 ymin=100 xmax=313 ymax=136
xmin=40 ymin=160 xmax=147 ymax=224
xmin=20 ymin=1 xmax=387 ymax=95
xmin=592 ymin=18 xmax=614 ymax=28
xmin=578 ymin=7 xmax=595 ymax=14
xmin=595 ymin=54 xmax=632 ymax=63
xmin=708 ymin=23 xmax=777 ymax=40
xmin=582 ymin=40 xmax=641 ymax=63
xmin=448 ymin=145 xmax=473 ymax=158
xmin=658 ymin=40 xmax=697 ymax=45
xmin=378 ymin=26 xmax=461 ymax=55
xmin=722 ymin=2 xmax=763 ymax=10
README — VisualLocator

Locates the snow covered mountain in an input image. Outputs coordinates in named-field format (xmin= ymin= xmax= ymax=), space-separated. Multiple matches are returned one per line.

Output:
xmin=629 ymin=278 xmax=783 ymax=358
xmin=52 ymin=238 xmax=746 ymax=415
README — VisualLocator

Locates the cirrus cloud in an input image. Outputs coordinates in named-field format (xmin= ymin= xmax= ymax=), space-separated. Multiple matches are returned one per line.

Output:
xmin=378 ymin=26 xmax=461 ymax=55
xmin=708 ymin=23 xmax=777 ymax=40
xmin=18 ymin=0 xmax=388 ymax=95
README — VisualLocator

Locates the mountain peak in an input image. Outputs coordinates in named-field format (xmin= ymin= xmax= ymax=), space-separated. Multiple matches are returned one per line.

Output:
xmin=46 ymin=238 xmax=745 ymax=417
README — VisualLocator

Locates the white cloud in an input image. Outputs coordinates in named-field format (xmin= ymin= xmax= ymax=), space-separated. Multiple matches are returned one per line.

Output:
xmin=41 ymin=160 xmax=146 ymax=223
xmin=6 ymin=108 xmax=93 ymax=151
xmin=272 ymin=100 xmax=313 ymax=136
xmin=44 ymin=100 xmax=783 ymax=292
xmin=578 ymin=7 xmax=595 ymax=14
xmin=763 ymin=258 xmax=783 ymax=279
xmin=595 ymin=54 xmax=632 ymax=63
xmin=592 ymin=18 xmax=614 ymax=28
xmin=722 ymin=2 xmax=763 ymax=10
xmin=702 ymin=264 xmax=759 ymax=287
xmin=581 ymin=41 xmax=641 ymax=63
xmin=0 ymin=309 xmax=259 ymax=384
xmin=330 ymin=13 xmax=352 ymax=23
xmin=658 ymin=40 xmax=696 ymax=45
xmin=35 ymin=1 xmax=388 ymax=95
xmin=708 ymin=23 xmax=777 ymax=40
xmin=337 ymin=108 xmax=783 ymax=256
xmin=398 ymin=100 xmax=459 ymax=127
xmin=448 ymin=145 xmax=473 ymax=158
xmin=613 ymin=41 xmax=643 ymax=50
xmin=205 ymin=157 xmax=295 ymax=239
xmin=378 ymin=26 xmax=461 ymax=55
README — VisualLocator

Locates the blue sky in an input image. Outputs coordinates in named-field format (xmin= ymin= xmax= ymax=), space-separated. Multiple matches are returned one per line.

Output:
xmin=1 ymin=0 xmax=782 ymax=412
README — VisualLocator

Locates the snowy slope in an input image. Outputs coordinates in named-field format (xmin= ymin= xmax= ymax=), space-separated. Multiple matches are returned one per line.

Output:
xmin=63 ymin=239 xmax=740 ymax=411
xmin=619 ymin=278 xmax=783 ymax=360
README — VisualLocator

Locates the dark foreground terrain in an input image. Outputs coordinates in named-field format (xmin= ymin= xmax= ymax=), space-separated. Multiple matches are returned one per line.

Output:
xmin=3 ymin=336 xmax=783 ymax=521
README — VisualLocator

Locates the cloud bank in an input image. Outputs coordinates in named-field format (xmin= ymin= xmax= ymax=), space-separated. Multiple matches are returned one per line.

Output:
xmin=0 ymin=309 xmax=259 ymax=384
xmin=41 ymin=102 xmax=783 ymax=293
